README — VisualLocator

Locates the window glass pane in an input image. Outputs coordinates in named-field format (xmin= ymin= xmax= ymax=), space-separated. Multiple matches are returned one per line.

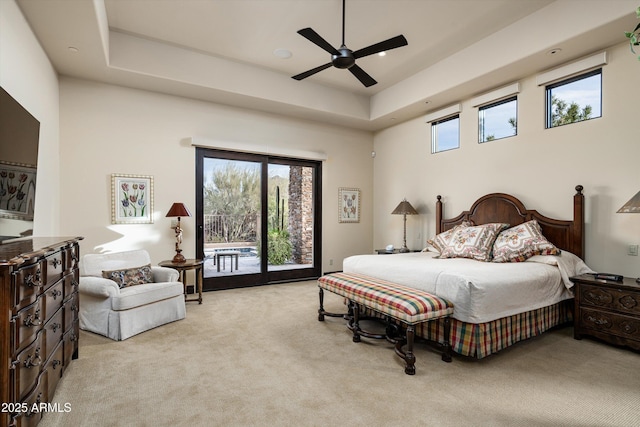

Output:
xmin=546 ymin=70 xmax=601 ymax=128
xmin=431 ymin=115 xmax=459 ymax=153
xmin=479 ymin=97 xmax=517 ymax=143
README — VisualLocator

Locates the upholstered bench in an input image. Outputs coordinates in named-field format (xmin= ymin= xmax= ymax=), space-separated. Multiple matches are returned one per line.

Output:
xmin=317 ymin=272 xmax=454 ymax=375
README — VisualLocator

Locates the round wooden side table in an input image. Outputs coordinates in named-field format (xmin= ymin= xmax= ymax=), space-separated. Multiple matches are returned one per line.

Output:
xmin=159 ymin=258 xmax=203 ymax=304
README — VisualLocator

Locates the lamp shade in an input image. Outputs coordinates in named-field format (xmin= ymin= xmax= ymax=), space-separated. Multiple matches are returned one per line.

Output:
xmin=617 ymin=191 xmax=640 ymax=213
xmin=166 ymin=202 xmax=192 ymax=217
xmin=391 ymin=199 xmax=418 ymax=215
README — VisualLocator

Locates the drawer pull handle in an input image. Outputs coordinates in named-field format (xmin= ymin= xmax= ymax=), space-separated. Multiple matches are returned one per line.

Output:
xmin=50 ymin=289 xmax=62 ymax=300
xmin=24 ymin=348 xmax=43 ymax=368
xmin=51 ymin=322 xmax=62 ymax=333
xmin=25 ymin=392 xmax=43 ymax=418
xmin=25 ymin=270 xmax=42 ymax=288
xmin=587 ymin=315 xmax=611 ymax=327
xmin=52 ymin=359 xmax=62 ymax=369
xmin=24 ymin=309 xmax=43 ymax=327
xmin=50 ymin=257 xmax=61 ymax=268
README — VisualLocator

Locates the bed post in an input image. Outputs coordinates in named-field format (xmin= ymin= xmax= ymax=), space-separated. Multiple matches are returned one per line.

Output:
xmin=573 ymin=185 xmax=585 ymax=260
xmin=436 ymin=195 xmax=443 ymax=234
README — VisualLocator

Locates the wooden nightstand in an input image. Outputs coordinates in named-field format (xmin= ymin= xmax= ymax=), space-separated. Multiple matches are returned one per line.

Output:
xmin=570 ymin=274 xmax=640 ymax=351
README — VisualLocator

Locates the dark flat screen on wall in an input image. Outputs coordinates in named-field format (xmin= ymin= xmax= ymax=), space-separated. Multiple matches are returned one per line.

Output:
xmin=0 ymin=86 xmax=40 ymax=240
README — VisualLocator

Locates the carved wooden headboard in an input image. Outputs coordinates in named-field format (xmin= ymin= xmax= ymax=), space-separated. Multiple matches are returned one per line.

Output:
xmin=436 ymin=185 xmax=585 ymax=259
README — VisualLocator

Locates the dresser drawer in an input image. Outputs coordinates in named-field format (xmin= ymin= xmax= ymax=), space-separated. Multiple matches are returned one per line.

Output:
xmin=43 ymin=308 xmax=63 ymax=365
xmin=10 ymin=372 xmax=46 ymax=427
xmin=63 ymin=320 xmax=79 ymax=366
xmin=12 ymin=262 xmax=44 ymax=312
xmin=63 ymin=293 xmax=78 ymax=333
xmin=580 ymin=284 xmax=640 ymax=316
xmin=11 ymin=331 xmax=44 ymax=403
xmin=62 ymin=243 xmax=80 ymax=272
xmin=44 ymin=342 xmax=64 ymax=402
xmin=42 ymin=281 xmax=64 ymax=323
xmin=11 ymin=298 xmax=44 ymax=355
xmin=62 ymin=271 xmax=79 ymax=301
xmin=44 ymin=251 xmax=64 ymax=290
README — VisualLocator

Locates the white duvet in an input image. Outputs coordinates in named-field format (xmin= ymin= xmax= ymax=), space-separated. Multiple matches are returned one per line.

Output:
xmin=342 ymin=251 xmax=593 ymax=324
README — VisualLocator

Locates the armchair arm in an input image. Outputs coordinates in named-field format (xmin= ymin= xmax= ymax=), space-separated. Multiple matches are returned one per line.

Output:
xmin=151 ymin=266 xmax=179 ymax=283
xmin=78 ymin=276 xmax=121 ymax=297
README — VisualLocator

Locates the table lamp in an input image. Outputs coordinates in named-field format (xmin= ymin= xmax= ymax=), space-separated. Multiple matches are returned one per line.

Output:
xmin=617 ymin=190 xmax=640 ymax=282
xmin=391 ymin=199 xmax=419 ymax=253
xmin=166 ymin=202 xmax=192 ymax=263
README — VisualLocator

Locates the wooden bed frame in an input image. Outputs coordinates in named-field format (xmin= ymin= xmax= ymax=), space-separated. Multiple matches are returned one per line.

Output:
xmin=402 ymin=185 xmax=587 ymax=358
xmin=436 ymin=185 xmax=585 ymax=260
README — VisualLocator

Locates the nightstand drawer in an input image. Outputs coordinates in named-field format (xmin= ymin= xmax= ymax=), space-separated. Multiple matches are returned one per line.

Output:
xmin=579 ymin=284 xmax=640 ymax=316
xmin=580 ymin=307 xmax=640 ymax=345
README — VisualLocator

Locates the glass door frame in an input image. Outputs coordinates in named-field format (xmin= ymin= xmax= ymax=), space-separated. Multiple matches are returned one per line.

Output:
xmin=195 ymin=148 xmax=322 ymax=291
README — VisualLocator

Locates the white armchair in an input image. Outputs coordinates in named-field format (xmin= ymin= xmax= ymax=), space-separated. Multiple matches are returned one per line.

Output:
xmin=79 ymin=249 xmax=186 ymax=340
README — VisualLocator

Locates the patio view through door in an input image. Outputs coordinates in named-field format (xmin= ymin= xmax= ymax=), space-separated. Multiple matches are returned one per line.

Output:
xmin=195 ymin=148 xmax=322 ymax=290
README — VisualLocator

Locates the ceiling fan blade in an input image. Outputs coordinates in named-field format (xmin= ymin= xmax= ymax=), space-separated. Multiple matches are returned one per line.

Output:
xmin=292 ymin=62 xmax=333 ymax=81
xmin=353 ymin=35 xmax=408 ymax=59
xmin=348 ymin=64 xmax=377 ymax=87
xmin=297 ymin=28 xmax=340 ymax=55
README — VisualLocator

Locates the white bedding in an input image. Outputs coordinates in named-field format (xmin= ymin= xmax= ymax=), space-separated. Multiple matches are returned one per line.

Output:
xmin=342 ymin=251 xmax=593 ymax=324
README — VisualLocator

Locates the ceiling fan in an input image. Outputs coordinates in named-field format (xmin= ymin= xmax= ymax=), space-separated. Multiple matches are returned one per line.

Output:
xmin=292 ymin=0 xmax=408 ymax=88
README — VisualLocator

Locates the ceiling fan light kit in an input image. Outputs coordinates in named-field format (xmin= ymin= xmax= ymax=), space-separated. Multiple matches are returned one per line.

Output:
xmin=292 ymin=0 xmax=408 ymax=87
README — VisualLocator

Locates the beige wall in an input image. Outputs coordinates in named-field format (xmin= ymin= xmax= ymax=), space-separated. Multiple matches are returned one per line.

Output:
xmin=6 ymin=0 xmax=639 ymax=278
xmin=58 ymin=78 xmax=374 ymax=272
xmin=373 ymin=42 xmax=640 ymax=277
xmin=0 ymin=0 xmax=60 ymax=236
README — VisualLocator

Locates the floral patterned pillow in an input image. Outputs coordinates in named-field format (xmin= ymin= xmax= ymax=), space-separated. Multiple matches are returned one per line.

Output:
xmin=439 ymin=223 xmax=509 ymax=262
xmin=492 ymin=220 xmax=560 ymax=263
xmin=426 ymin=221 xmax=472 ymax=253
xmin=102 ymin=264 xmax=153 ymax=288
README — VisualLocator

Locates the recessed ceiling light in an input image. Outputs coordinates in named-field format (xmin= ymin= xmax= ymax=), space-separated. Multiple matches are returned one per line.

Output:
xmin=273 ymin=48 xmax=292 ymax=59
xmin=378 ymin=51 xmax=386 ymax=57
xmin=547 ymin=48 xmax=562 ymax=55
xmin=68 ymin=46 xmax=79 ymax=53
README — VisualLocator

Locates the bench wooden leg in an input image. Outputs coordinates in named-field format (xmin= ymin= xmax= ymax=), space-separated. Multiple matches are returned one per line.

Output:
xmin=351 ymin=302 xmax=361 ymax=342
xmin=404 ymin=325 xmax=416 ymax=375
xmin=441 ymin=316 xmax=452 ymax=363
xmin=318 ymin=287 xmax=350 ymax=321
xmin=318 ymin=287 xmax=325 ymax=321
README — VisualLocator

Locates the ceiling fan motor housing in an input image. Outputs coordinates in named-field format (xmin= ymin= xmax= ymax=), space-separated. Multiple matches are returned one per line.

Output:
xmin=332 ymin=47 xmax=355 ymax=69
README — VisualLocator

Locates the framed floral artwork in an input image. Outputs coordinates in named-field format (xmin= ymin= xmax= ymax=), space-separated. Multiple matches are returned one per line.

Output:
xmin=111 ymin=174 xmax=154 ymax=224
xmin=0 ymin=161 xmax=36 ymax=221
xmin=338 ymin=187 xmax=360 ymax=223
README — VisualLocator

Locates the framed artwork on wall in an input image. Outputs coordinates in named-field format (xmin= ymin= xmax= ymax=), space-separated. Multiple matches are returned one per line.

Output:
xmin=0 ymin=161 xmax=36 ymax=221
xmin=338 ymin=187 xmax=360 ymax=223
xmin=111 ymin=173 xmax=154 ymax=224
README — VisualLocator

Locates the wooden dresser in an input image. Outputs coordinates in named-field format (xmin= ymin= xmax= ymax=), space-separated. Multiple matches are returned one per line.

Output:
xmin=570 ymin=273 xmax=640 ymax=352
xmin=0 ymin=237 xmax=83 ymax=427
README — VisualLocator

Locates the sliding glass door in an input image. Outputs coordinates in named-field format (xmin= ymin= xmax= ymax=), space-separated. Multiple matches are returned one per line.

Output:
xmin=196 ymin=148 xmax=321 ymax=290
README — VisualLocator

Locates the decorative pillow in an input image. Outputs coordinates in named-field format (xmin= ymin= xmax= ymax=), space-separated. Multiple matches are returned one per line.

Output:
xmin=102 ymin=264 xmax=153 ymax=288
xmin=426 ymin=221 xmax=472 ymax=253
xmin=492 ymin=220 xmax=560 ymax=263
xmin=439 ymin=223 xmax=509 ymax=262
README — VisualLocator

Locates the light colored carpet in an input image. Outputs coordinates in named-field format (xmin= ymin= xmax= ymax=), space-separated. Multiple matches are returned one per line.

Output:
xmin=40 ymin=280 xmax=640 ymax=427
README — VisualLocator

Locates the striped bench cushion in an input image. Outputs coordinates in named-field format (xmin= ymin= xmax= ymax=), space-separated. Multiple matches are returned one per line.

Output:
xmin=318 ymin=272 xmax=453 ymax=325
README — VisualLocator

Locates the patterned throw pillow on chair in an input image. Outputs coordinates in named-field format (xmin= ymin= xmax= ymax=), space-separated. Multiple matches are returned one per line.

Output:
xmin=492 ymin=220 xmax=560 ymax=263
xmin=102 ymin=264 xmax=153 ymax=288
xmin=439 ymin=223 xmax=509 ymax=262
